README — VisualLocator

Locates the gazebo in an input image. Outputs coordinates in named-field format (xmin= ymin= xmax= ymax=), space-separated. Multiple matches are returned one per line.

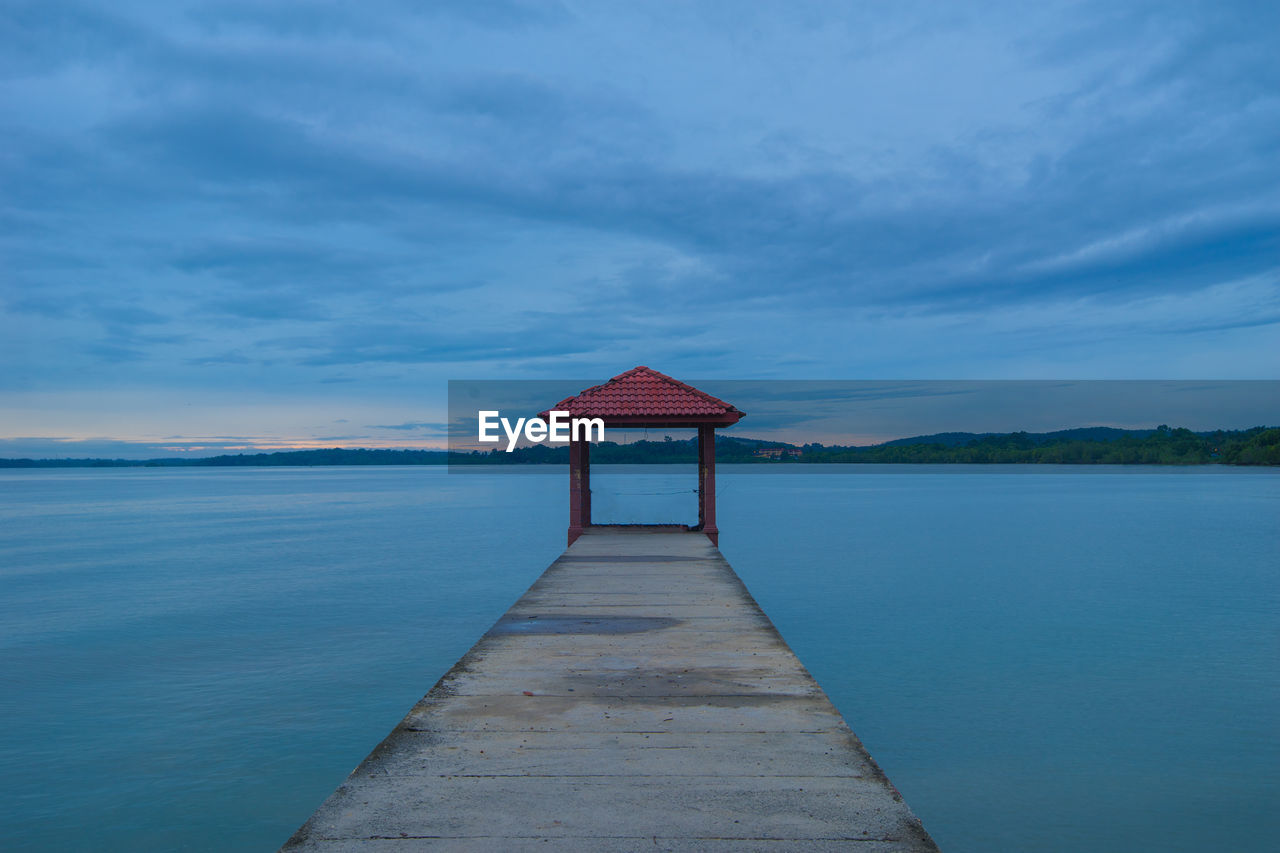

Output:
xmin=543 ymin=366 xmax=744 ymax=546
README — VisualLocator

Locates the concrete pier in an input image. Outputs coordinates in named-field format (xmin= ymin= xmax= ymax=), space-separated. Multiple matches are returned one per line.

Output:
xmin=284 ymin=528 xmax=938 ymax=851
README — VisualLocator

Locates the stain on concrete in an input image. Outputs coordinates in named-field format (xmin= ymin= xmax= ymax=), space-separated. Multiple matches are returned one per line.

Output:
xmin=490 ymin=614 xmax=681 ymax=635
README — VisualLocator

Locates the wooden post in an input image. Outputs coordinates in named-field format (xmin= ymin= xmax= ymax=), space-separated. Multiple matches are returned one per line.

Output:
xmin=698 ymin=425 xmax=718 ymax=545
xmin=581 ymin=439 xmax=591 ymax=528
xmin=697 ymin=428 xmax=705 ymax=530
xmin=568 ymin=438 xmax=585 ymax=546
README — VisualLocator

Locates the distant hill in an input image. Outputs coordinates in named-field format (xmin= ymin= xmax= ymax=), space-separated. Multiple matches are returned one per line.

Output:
xmin=1 ymin=426 xmax=1276 ymax=467
xmin=798 ymin=425 xmax=1277 ymax=465
xmin=0 ymin=448 xmax=450 ymax=468
xmin=880 ymin=427 xmax=1154 ymax=447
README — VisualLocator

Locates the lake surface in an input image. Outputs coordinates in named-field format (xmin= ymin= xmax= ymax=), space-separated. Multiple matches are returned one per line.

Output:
xmin=1 ymin=465 xmax=1276 ymax=851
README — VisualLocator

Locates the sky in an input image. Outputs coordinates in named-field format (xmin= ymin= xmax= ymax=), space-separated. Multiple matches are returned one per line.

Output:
xmin=448 ymin=380 xmax=1280 ymax=449
xmin=2 ymin=1 xmax=1278 ymax=457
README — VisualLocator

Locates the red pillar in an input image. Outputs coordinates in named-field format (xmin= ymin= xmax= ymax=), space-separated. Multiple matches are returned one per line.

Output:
xmin=568 ymin=438 xmax=585 ymax=546
xmin=581 ymin=440 xmax=591 ymax=528
xmin=698 ymin=425 xmax=718 ymax=546
xmin=697 ymin=431 xmax=705 ymax=530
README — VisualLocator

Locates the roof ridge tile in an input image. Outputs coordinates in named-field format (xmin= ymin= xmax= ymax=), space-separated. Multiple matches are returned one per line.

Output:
xmin=547 ymin=366 xmax=742 ymax=420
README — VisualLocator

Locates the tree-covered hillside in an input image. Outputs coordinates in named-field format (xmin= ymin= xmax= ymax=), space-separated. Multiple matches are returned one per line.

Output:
xmin=2 ymin=426 xmax=1276 ymax=467
xmin=795 ymin=425 xmax=1280 ymax=465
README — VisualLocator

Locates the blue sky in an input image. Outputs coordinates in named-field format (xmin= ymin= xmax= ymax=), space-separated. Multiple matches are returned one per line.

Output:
xmin=2 ymin=1 xmax=1277 ymax=456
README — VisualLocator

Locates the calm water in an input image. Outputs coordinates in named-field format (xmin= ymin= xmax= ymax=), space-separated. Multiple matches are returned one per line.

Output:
xmin=1 ymin=465 xmax=1276 ymax=851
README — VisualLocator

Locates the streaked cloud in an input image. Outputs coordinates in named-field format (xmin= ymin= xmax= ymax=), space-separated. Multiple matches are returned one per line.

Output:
xmin=2 ymin=1 xmax=1277 ymax=446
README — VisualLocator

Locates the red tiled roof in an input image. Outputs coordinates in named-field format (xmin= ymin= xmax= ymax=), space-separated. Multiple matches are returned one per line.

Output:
xmin=546 ymin=366 xmax=744 ymax=423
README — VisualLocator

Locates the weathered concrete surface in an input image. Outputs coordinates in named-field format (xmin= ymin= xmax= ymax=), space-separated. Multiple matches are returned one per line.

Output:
xmin=283 ymin=528 xmax=939 ymax=852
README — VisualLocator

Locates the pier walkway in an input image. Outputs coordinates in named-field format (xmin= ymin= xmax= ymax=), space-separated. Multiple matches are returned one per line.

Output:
xmin=284 ymin=528 xmax=938 ymax=851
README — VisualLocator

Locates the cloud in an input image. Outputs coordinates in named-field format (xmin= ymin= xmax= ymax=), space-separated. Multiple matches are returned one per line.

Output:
xmin=2 ymin=0 xmax=1278 ymax=445
xmin=367 ymin=421 xmax=449 ymax=433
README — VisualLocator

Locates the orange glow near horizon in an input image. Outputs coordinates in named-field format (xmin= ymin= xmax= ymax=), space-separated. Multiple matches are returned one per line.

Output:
xmin=18 ymin=435 xmax=451 ymax=453
xmin=154 ymin=438 xmax=451 ymax=452
xmin=13 ymin=431 xmax=911 ymax=454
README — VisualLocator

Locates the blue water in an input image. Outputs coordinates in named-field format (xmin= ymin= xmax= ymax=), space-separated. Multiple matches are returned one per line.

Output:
xmin=1 ymin=465 xmax=1276 ymax=851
